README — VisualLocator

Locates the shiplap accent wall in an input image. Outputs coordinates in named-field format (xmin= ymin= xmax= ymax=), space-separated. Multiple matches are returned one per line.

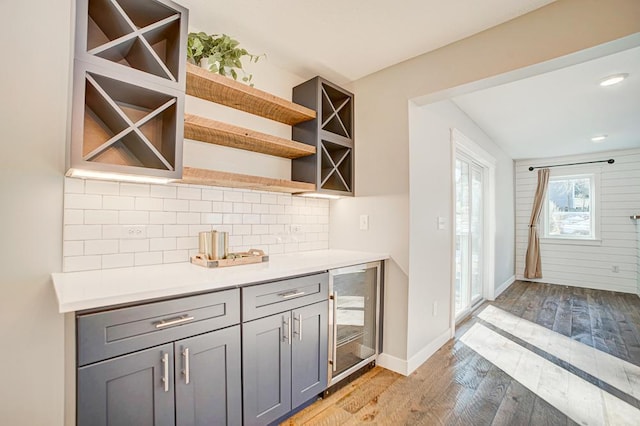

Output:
xmin=515 ymin=148 xmax=640 ymax=294
xmin=62 ymin=177 xmax=329 ymax=272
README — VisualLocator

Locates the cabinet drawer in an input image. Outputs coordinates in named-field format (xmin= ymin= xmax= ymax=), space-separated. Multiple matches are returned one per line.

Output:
xmin=78 ymin=289 xmax=240 ymax=366
xmin=242 ymin=273 xmax=328 ymax=321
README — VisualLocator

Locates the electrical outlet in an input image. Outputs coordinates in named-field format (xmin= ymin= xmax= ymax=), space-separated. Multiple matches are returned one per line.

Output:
xmin=291 ymin=224 xmax=303 ymax=234
xmin=359 ymin=214 xmax=369 ymax=231
xmin=121 ymin=225 xmax=147 ymax=239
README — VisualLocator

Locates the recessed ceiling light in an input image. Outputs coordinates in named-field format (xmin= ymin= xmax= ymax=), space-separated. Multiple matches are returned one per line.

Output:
xmin=591 ymin=135 xmax=608 ymax=143
xmin=599 ymin=73 xmax=629 ymax=87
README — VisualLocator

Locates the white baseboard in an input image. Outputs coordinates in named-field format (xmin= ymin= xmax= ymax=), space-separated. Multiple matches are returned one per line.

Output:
xmin=494 ymin=275 xmax=516 ymax=298
xmin=378 ymin=328 xmax=452 ymax=376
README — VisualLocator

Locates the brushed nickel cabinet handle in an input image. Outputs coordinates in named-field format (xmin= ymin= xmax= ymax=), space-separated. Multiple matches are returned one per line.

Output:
xmin=161 ymin=352 xmax=169 ymax=392
xmin=287 ymin=315 xmax=292 ymax=345
xmin=279 ymin=291 xmax=306 ymax=299
xmin=332 ymin=291 xmax=338 ymax=372
xmin=154 ymin=315 xmax=194 ymax=329
xmin=295 ymin=313 xmax=303 ymax=341
xmin=182 ymin=348 xmax=190 ymax=385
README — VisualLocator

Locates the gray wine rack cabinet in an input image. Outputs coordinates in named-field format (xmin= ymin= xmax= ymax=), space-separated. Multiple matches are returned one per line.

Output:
xmin=69 ymin=0 xmax=188 ymax=179
xmin=291 ymin=77 xmax=354 ymax=196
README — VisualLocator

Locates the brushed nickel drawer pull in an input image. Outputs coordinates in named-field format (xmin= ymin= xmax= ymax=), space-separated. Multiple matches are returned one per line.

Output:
xmin=154 ymin=315 xmax=194 ymax=329
xmin=280 ymin=291 xmax=306 ymax=299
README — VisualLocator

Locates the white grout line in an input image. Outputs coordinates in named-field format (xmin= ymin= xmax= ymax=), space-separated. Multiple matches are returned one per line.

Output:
xmin=478 ymin=305 xmax=640 ymax=400
xmin=461 ymin=323 xmax=640 ymax=425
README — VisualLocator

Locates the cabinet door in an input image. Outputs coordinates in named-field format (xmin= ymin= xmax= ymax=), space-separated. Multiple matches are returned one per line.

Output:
xmin=175 ymin=326 xmax=242 ymax=426
xmin=291 ymin=301 xmax=328 ymax=409
xmin=242 ymin=313 xmax=292 ymax=426
xmin=77 ymin=343 xmax=175 ymax=426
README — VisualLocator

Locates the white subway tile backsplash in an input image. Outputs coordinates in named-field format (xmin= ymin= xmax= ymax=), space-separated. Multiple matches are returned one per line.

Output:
xmin=201 ymin=213 xmax=223 ymax=224
xmin=135 ymin=197 xmax=164 ymax=211
xmin=135 ymin=251 xmax=163 ymax=266
xmin=252 ymin=224 xmax=268 ymax=235
xmin=243 ymin=214 xmax=260 ymax=224
xmin=102 ymin=253 xmax=134 ymax=269
xmin=64 ymin=193 xmax=102 ymax=210
xmin=63 ymin=179 xmax=330 ymax=271
xmin=233 ymin=203 xmax=252 ymax=213
xmin=189 ymin=200 xmax=212 ymax=212
xmin=233 ymin=225 xmax=252 ymax=235
xmin=177 ymin=187 xmax=201 ymax=200
xmin=177 ymin=212 xmax=201 ymax=224
xmin=223 ymin=213 xmax=243 ymax=224
xmin=63 ymin=241 xmax=84 ymax=257
xmin=150 ymin=238 xmax=177 ymax=251
xmin=120 ymin=239 xmax=149 ymax=253
xmin=150 ymin=211 xmax=177 ymax=225
xmin=164 ymin=199 xmax=189 ymax=212
xmin=243 ymin=192 xmax=261 ymax=203
xmin=150 ymin=185 xmax=176 ymax=199
xmin=64 ymin=255 xmax=101 ymax=272
xmin=164 ymin=224 xmax=189 ymax=237
xmin=85 ymin=239 xmax=119 ymax=255
xmin=103 ymin=196 xmax=135 ymax=210
xmin=64 ymin=177 xmax=84 ymax=194
xmin=84 ymin=210 xmax=118 ymax=225
xmin=261 ymin=194 xmax=277 ymax=204
xmin=261 ymin=214 xmax=277 ymax=225
xmin=223 ymin=191 xmax=243 ymax=202
xmin=119 ymin=211 xmax=149 ymax=225
xmin=163 ymin=250 xmax=189 ymax=263
xmin=85 ymin=180 xmax=119 ymax=195
xmin=120 ymin=183 xmax=149 ymax=197
xmin=64 ymin=209 xmax=84 ymax=225
xmin=277 ymin=195 xmax=292 ymax=205
xmin=177 ymin=237 xmax=198 ymax=250
xmin=202 ymin=189 xmax=223 ymax=201
xmin=64 ymin=225 xmax=101 ymax=241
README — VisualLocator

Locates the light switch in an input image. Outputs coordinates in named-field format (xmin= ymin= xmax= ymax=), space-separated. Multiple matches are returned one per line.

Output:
xmin=437 ymin=217 xmax=446 ymax=230
xmin=359 ymin=214 xmax=369 ymax=231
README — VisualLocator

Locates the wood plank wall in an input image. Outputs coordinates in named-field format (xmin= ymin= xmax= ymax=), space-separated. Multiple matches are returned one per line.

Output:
xmin=515 ymin=148 xmax=640 ymax=293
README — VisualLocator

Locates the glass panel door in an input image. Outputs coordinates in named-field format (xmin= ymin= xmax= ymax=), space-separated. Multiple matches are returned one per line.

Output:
xmin=455 ymin=155 xmax=484 ymax=319
xmin=329 ymin=263 xmax=379 ymax=385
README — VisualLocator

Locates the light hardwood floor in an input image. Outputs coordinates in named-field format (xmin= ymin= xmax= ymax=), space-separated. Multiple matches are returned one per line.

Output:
xmin=282 ymin=281 xmax=640 ymax=425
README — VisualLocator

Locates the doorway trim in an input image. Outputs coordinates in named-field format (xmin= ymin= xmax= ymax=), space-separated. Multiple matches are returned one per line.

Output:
xmin=450 ymin=128 xmax=496 ymax=329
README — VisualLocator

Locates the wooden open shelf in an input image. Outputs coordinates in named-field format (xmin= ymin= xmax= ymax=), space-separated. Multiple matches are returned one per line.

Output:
xmin=184 ymin=114 xmax=316 ymax=159
xmin=179 ymin=167 xmax=315 ymax=194
xmin=186 ymin=63 xmax=316 ymax=125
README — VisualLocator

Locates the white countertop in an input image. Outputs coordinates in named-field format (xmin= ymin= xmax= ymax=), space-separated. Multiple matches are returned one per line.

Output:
xmin=51 ymin=250 xmax=388 ymax=313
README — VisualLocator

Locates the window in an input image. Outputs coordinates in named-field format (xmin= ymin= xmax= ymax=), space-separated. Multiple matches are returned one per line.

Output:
xmin=544 ymin=174 xmax=596 ymax=239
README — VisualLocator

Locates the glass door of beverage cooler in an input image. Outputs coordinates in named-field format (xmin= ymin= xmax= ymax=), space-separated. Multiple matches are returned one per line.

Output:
xmin=328 ymin=262 xmax=381 ymax=386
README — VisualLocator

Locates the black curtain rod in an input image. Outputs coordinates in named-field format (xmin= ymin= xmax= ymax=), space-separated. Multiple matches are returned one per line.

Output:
xmin=528 ymin=158 xmax=614 ymax=171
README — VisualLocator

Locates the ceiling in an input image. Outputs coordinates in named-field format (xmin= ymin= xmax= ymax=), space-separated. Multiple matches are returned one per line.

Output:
xmin=452 ymin=45 xmax=640 ymax=159
xmin=177 ymin=0 xmax=556 ymax=83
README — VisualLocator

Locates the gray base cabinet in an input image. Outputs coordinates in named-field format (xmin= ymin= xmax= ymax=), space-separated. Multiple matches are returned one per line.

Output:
xmin=78 ymin=343 xmax=175 ymax=426
xmin=76 ymin=289 xmax=242 ymax=426
xmin=175 ymin=326 xmax=242 ymax=426
xmin=242 ymin=273 xmax=329 ymax=426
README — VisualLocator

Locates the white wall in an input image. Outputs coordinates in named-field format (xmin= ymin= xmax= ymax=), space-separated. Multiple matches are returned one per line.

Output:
xmin=330 ymin=0 xmax=640 ymax=372
xmin=408 ymin=100 xmax=515 ymax=356
xmin=515 ymin=149 xmax=640 ymax=293
xmin=0 ymin=1 xmax=72 ymax=424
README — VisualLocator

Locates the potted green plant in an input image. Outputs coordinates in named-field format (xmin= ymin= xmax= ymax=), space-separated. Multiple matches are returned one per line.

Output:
xmin=186 ymin=32 xmax=263 ymax=86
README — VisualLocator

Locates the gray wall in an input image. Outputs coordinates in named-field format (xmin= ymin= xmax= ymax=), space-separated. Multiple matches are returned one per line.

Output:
xmin=0 ymin=1 xmax=72 ymax=424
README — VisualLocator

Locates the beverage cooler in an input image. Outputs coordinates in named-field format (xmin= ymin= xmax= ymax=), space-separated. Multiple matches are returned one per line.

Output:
xmin=328 ymin=261 xmax=382 ymax=387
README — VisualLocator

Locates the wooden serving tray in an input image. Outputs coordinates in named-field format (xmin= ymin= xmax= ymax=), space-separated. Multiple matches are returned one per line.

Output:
xmin=190 ymin=249 xmax=269 ymax=268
